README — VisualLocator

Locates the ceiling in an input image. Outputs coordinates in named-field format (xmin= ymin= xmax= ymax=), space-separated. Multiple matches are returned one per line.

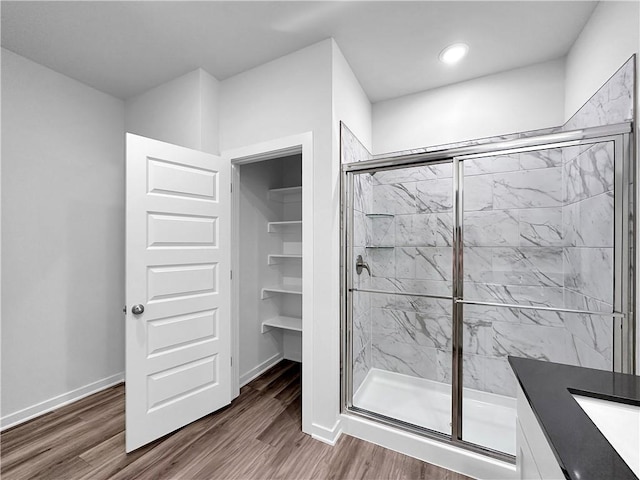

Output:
xmin=1 ymin=1 xmax=598 ymax=102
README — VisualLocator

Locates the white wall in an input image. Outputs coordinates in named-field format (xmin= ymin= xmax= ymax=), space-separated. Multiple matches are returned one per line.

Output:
xmin=220 ymin=38 xmax=372 ymax=441
xmin=564 ymin=1 xmax=640 ymax=121
xmin=1 ymin=49 xmax=126 ymax=424
xmin=332 ymin=40 xmax=373 ymax=152
xmin=125 ymin=68 xmax=220 ymax=154
xmin=220 ymin=42 xmax=332 ymax=152
xmin=220 ymin=39 xmax=340 ymax=438
xmin=200 ymin=70 xmax=220 ymax=155
xmin=328 ymin=39 xmax=373 ymax=434
xmin=372 ymin=59 xmax=565 ymax=154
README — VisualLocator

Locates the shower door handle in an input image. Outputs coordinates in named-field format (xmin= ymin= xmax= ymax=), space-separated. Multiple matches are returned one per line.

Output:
xmin=355 ymin=255 xmax=371 ymax=276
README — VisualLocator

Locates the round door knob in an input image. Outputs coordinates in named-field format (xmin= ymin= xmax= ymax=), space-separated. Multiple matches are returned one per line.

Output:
xmin=131 ymin=304 xmax=145 ymax=315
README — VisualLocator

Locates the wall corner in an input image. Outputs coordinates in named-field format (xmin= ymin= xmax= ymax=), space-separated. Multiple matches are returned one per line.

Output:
xmin=198 ymin=68 xmax=221 ymax=155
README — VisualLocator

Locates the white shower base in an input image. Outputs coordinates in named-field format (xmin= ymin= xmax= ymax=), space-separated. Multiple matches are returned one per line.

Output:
xmin=353 ymin=368 xmax=516 ymax=455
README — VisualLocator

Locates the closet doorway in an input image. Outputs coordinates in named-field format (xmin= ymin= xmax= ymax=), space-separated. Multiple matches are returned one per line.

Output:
xmin=228 ymin=133 xmax=314 ymax=435
xmin=234 ymin=156 xmax=302 ymax=381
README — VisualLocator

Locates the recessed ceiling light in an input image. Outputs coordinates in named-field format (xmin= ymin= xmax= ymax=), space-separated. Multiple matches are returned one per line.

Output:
xmin=439 ymin=43 xmax=469 ymax=65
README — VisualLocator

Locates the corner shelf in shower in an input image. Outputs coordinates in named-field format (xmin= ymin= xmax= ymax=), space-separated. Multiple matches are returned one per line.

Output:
xmin=261 ymin=315 xmax=302 ymax=334
xmin=365 ymin=213 xmax=394 ymax=218
xmin=261 ymin=284 xmax=303 ymax=299
xmin=365 ymin=245 xmax=394 ymax=249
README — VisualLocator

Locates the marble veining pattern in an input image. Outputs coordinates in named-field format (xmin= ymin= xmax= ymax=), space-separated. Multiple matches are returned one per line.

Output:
xmin=563 ymin=143 xmax=614 ymax=204
xmin=372 ymin=307 xmax=452 ymax=350
xmin=563 ymin=192 xmax=614 ymax=248
xmin=464 ymin=175 xmax=493 ymax=211
xmin=464 ymin=154 xmax=520 ymax=176
xmin=372 ymin=183 xmax=416 ymax=215
xmin=416 ymin=179 xmax=453 ymax=213
xmin=464 ymin=210 xmax=520 ymax=247
xmin=493 ymin=168 xmax=562 ymax=210
xmin=492 ymin=322 xmax=579 ymax=364
xmin=563 ymin=247 xmax=614 ymax=304
xmin=491 ymin=247 xmax=564 ymax=287
xmin=415 ymin=247 xmax=453 ymax=281
xmin=519 ymin=149 xmax=563 ymax=170
xmin=369 ymin=215 xmax=394 ymax=246
xmin=480 ymin=356 xmax=518 ymax=397
xmin=519 ymin=207 xmax=563 ymax=247
xmin=372 ymin=340 xmax=439 ymax=380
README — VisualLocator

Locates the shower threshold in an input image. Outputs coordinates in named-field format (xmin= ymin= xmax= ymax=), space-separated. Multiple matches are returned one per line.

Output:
xmin=353 ymin=368 xmax=516 ymax=455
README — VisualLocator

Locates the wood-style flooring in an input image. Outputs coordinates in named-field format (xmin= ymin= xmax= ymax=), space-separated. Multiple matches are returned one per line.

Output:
xmin=1 ymin=360 xmax=473 ymax=480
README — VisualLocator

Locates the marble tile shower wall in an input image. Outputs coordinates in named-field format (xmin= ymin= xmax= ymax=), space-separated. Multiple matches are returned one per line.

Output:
xmin=460 ymin=146 xmax=614 ymax=396
xmin=561 ymin=142 xmax=615 ymax=367
xmin=366 ymin=164 xmax=455 ymax=387
xmin=363 ymin=147 xmax=615 ymax=397
xmin=462 ymin=151 xmax=567 ymax=397
xmin=341 ymin=122 xmax=374 ymax=393
xmin=563 ymin=57 xmax=635 ymax=131
xmin=352 ymin=172 xmax=373 ymax=393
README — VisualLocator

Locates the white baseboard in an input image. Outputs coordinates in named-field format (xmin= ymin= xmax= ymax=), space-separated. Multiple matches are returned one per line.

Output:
xmin=311 ymin=419 xmax=343 ymax=446
xmin=283 ymin=330 xmax=302 ymax=362
xmin=1 ymin=372 xmax=124 ymax=431
xmin=239 ymin=352 xmax=284 ymax=388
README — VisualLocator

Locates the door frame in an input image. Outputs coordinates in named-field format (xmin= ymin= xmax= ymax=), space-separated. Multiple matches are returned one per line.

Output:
xmin=223 ymin=132 xmax=313 ymax=435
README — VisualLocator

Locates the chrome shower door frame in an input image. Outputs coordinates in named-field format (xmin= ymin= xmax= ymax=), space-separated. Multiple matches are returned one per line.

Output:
xmin=340 ymin=123 xmax=635 ymax=463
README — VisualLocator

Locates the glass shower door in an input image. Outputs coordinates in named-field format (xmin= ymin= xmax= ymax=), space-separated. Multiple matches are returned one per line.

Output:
xmin=458 ymin=141 xmax=620 ymax=455
xmin=343 ymin=124 xmax=632 ymax=461
xmin=347 ymin=162 xmax=454 ymax=437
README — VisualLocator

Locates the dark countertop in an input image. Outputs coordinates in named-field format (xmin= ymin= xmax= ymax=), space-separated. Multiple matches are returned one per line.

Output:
xmin=508 ymin=356 xmax=640 ymax=480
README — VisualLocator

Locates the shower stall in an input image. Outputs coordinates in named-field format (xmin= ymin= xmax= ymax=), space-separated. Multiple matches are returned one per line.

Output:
xmin=341 ymin=123 xmax=635 ymax=461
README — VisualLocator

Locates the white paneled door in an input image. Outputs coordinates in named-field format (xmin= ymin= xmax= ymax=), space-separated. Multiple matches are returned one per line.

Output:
xmin=125 ymin=134 xmax=230 ymax=452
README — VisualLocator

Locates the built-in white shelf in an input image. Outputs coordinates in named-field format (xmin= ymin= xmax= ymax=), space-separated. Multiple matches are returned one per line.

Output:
xmin=261 ymin=284 xmax=303 ymax=299
xmin=267 ymin=220 xmax=302 ymax=232
xmin=366 ymin=213 xmax=394 ymax=218
xmin=268 ymin=186 xmax=302 ymax=202
xmin=268 ymin=254 xmax=303 ymax=265
xmin=263 ymin=184 xmax=303 ymax=340
xmin=261 ymin=315 xmax=302 ymax=334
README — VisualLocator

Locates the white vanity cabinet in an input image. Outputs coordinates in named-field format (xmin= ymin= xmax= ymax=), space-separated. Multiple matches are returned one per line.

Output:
xmin=516 ymin=384 xmax=566 ymax=480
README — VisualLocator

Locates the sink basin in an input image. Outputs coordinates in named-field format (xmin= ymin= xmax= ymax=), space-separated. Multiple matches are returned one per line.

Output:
xmin=572 ymin=394 xmax=640 ymax=477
